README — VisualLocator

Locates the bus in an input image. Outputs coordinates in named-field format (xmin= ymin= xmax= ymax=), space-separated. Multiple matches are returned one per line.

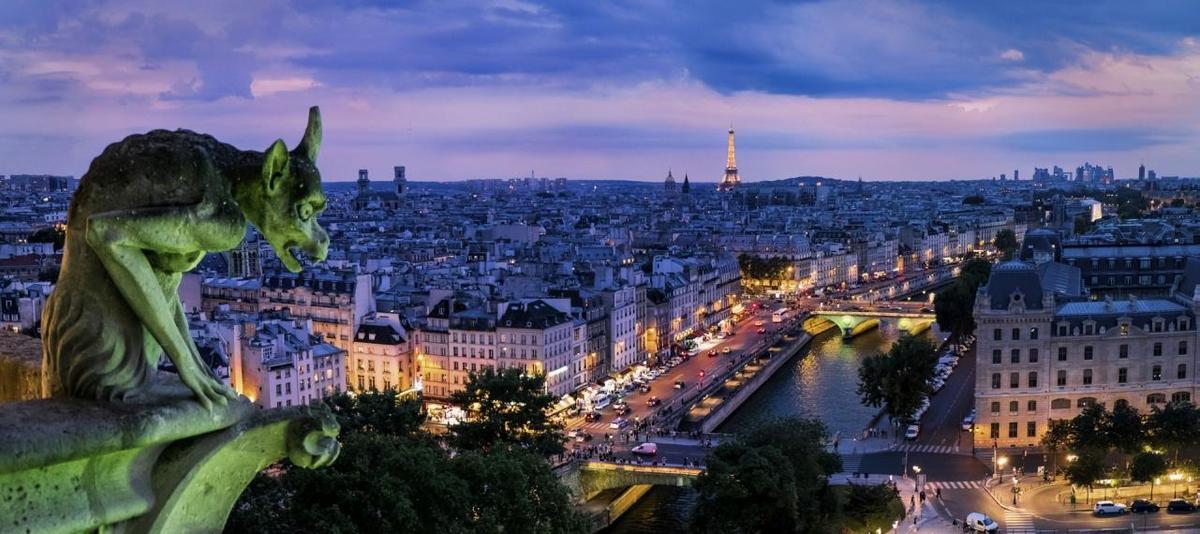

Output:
xmin=772 ymin=308 xmax=787 ymax=323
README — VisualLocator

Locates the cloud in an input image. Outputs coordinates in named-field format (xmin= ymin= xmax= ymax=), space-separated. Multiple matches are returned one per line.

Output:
xmin=986 ymin=128 xmax=1180 ymax=153
xmin=1000 ymin=49 xmax=1025 ymax=61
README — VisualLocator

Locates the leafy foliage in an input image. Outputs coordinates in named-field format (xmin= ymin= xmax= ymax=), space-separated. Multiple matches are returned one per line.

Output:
xmin=1103 ymin=403 xmax=1144 ymax=455
xmin=992 ymin=229 xmax=1018 ymax=260
xmin=227 ymin=387 xmax=584 ymax=534
xmin=690 ymin=417 xmax=841 ymax=534
xmin=1129 ymin=451 xmax=1168 ymax=498
xmin=27 ymin=226 xmax=65 ymax=249
xmin=1147 ymin=401 xmax=1200 ymax=461
xmin=737 ymin=254 xmax=793 ymax=282
xmin=837 ymin=483 xmax=904 ymax=533
xmin=934 ymin=258 xmax=991 ymax=334
xmin=1064 ymin=450 xmax=1106 ymax=496
xmin=449 ymin=367 xmax=566 ymax=457
xmin=962 ymin=194 xmax=985 ymax=205
xmin=857 ymin=335 xmax=938 ymax=423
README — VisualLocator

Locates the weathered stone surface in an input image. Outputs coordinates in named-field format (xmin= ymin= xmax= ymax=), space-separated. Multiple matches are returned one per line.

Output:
xmin=0 ymin=376 xmax=339 ymax=534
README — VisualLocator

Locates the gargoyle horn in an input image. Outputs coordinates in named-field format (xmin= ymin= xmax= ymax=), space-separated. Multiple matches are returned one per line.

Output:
xmin=297 ymin=106 xmax=322 ymax=163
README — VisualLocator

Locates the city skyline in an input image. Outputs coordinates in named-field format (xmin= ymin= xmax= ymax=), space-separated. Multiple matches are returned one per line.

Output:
xmin=1 ymin=0 xmax=1199 ymax=182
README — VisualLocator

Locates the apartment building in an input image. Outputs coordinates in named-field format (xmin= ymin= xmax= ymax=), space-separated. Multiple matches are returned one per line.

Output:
xmin=350 ymin=312 xmax=413 ymax=393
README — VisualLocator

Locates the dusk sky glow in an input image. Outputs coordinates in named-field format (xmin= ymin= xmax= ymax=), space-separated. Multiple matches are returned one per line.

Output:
xmin=2 ymin=0 xmax=1199 ymax=182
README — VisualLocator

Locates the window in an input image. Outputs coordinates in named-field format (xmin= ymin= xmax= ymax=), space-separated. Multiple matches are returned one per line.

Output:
xmin=1084 ymin=346 xmax=1093 ymax=360
xmin=1027 ymin=421 xmax=1037 ymax=437
xmin=1154 ymin=343 xmax=1163 ymax=356
xmin=1008 ymin=422 xmax=1018 ymax=438
xmin=1085 ymin=324 xmax=1094 ymax=335
xmin=990 ymin=423 xmax=1000 ymax=439
xmin=1119 ymin=344 xmax=1129 ymax=359
xmin=1083 ymin=369 xmax=1093 ymax=385
xmin=1011 ymin=349 xmax=1020 ymax=364
xmin=1030 ymin=327 xmax=1039 ymax=340
xmin=1180 ymin=341 xmax=1188 ymax=356
xmin=1058 ymin=347 xmax=1067 ymax=361
xmin=992 ymin=373 xmax=1001 ymax=389
xmin=1029 ymin=349 xmax=1038 ymax=363
xmin=991 ymin=401 xmax=1000 ymax=414
xmin=1027 ymin=400 xmax=1037 ymax=412
xmin=992 ymin=350 xmax=1002 ymax=364
xmin=1028 ymin=371 xmax=1038 ymax=388
xmin=1009 ymin=400 xmax=1019 ymax=413
xmin=1179 ymin=364 xmax=1188 ymax=380
xmin=1010 ymin=372 xmax=1020 ymax=388
xmin=1153 ymin=365 xmax=1163 ymax=381
xmin=1058 ymin=325 xmax=1067 ymax=336
xmin=1051 ymin=398 xmax=1071 ymax=410
xmin=1012 ymin=328 xmax=1021 ymax=341
xmin=1148 ymin=393 xmax=1167 ymax=404
xmin=1057 ymin=370 xmax=1067 ymax=386
xmin=1118 ymin=368 xmax=1128 ymax=383
xmin=993 ymin=328 xmax=1002 ymax=341
xmin=1173 ymin=391 xmax=1192 ymax=403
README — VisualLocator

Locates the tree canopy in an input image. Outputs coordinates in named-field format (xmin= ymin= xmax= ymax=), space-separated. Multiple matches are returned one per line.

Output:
xmin=448 ymin=367 xmax=566 ymax=457
xmin=934 ymin=258 xmax=991 ymax=334
xmin=856 ymin=335 xmax=938 ymax=424
xmin=737 ymin=254 xmax=793 ymax=282
xmin=993 ymin=229 xmax=1018 ymax=259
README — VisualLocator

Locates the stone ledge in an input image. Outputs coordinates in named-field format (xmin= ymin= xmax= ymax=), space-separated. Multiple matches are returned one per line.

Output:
xmin=0 ymin=376 xmax=339 ymax=533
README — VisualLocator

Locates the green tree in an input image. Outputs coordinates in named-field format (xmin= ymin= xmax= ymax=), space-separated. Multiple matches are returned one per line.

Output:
xmin=1069 ymin=403 xmax=1110 ymax=453
xmin=1041 ymin=419 xmax=1072 ymax=474
xmin=856 ymin=335 xmax=938 ymax=428
xmin=326 ymin=388 xmax=425 ymax=436
xmin=959 ymin=258 xmax=993 ymax=290
xmin=1147 ymin=401 xmax=1200 ymax=464
xmin=451 ymin=448 xmax=589 ymax=534
xmin=27 ymin=226 xmax=65 ymax=249
xmin=449 ymin=367 xmax=565 ymax=457
xmin=934 ymin=282 xmax=974 ymax=334
xmin=962 ymin=194 xmax=985 ymax=205
xmin=993 ymin=229 xmax=1018 ymax=260
xmin=690 ymin=417 xmax=842 ymax=534
xmin=1103 ymin=403 xmax=1144 ymax=455
xmin=1130 ymin=451 xmax=1168 ymax=500
xmin=1065 ymin=451 xmax=1106 ymax=503
xmin=839 ymin=483 xmax=904 ymax=532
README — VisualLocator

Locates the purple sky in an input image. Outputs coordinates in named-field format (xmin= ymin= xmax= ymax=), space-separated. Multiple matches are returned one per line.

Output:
xmin=1 ymin=0 xmax=1198 ymax=182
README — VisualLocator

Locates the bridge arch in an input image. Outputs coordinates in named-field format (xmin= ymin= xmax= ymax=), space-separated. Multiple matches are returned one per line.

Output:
xmin=559 ymin=461 xmax=702 ymax=500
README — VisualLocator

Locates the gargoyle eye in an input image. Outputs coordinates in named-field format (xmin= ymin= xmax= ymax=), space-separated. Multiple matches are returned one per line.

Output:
xmin=298 ymin=203 xmax=314 ymax=222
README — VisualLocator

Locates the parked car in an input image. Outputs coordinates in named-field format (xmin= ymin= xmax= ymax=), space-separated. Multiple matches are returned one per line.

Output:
xmin=1167 ymin=499 xmax=1196 ymax=513
xmin=631 ymin=442 xmax=658 ymax=456
xmin=1129 ymin=500 xmax=1160 ymax=513
xmin=963 ymin=512 xmax=999 ymax=533
xmin=1094 ymin=501 xmax=1128 ymax=516
xmin=961 ymin=414 xmax=975 ymax=431
xmin=905 ymin=424 xmax=920 ymax=440
xmin=646 ymin=396 xmax=662 ymax=407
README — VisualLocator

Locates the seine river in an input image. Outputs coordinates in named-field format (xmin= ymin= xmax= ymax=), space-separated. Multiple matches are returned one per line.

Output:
xmin=603 ymin=324 xmax=938 ymax=534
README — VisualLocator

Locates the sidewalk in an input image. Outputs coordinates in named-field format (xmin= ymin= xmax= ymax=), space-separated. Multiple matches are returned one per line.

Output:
xmin=893 ymin=477 xmax=962 ymax=533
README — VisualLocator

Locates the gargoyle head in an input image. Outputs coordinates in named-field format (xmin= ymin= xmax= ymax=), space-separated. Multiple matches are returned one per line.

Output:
xmin=252 ymin=106 xmax=330 ymax=272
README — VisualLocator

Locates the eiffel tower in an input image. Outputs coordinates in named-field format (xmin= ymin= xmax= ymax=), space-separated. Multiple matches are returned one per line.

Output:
xmin=717 ymin=125 xmax=739 ymax=191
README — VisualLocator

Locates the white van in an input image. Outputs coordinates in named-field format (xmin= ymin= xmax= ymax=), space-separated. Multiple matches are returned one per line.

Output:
xmin=964 ymin=512 xmax=998 ymax=532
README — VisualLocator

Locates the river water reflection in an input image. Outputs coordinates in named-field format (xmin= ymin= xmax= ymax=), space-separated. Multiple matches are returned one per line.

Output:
xmin=603 ymin=324 xmax=938 ymax=534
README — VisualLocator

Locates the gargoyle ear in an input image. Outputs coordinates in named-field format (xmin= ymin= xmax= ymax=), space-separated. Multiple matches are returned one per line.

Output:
xmin=297 ymin=106 xmax=321 ymax=162
xmin=264 ymin=139 xmax=289 ymax=194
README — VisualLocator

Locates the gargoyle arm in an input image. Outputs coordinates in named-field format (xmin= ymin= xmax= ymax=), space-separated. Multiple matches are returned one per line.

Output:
xmin=86 ymin=205 xmax=237 ymax=410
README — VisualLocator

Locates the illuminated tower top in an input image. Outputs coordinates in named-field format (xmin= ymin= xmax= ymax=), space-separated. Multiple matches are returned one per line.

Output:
xmin=718 ymin=125 xmax=740 ymax=191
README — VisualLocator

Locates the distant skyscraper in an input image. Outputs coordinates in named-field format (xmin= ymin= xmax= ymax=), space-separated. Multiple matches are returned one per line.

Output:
xmin=394 ymin=166 xmax=407 ymax=196
xmin=664 ymin=168 xmax=677 ymax=195
xmin=1013 ymin=169 xmax=1019 ymax=181
xmin=1139 ymin=163 xmax=1146 ymax=181
xmin=717 ymin=126 xmax=739 ymax=191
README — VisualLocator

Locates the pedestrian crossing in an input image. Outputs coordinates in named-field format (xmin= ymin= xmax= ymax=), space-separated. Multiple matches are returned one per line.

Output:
xmin=923 ymin=480 xmax=984 ymax=490
xmin=895 ymin=443 xmax=962 ymax=454
xmin=1002 ymin=509 xmax=1035 ymax=533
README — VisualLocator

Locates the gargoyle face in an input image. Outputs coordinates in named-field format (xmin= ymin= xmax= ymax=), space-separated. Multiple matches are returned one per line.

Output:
xmin=255 ymin=107 xmax=330 ymax=273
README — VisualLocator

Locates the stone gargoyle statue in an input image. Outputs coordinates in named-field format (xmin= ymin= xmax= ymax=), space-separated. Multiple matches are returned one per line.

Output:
xmin=41 ymin=106 xmax=330 ymax=410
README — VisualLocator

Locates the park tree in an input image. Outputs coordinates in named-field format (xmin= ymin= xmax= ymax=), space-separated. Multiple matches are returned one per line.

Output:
xmin=325 ymin=388 xmax=425 ymax=437
xmin=1130 ymin=451 xmax=1169 ymax=500
xmin=691 ymin=417 xmax=842 ymax=534
xmin=1103 ymin=403 xmax=1145 ymax=455
xmin=857 ymin=335 xmax=938 ymax=429
xmin=27 ymin=226 xmax=65 ymax=249
xmin=934 ymin=258 xmax=991 ymax=334
xmin=993 ymin=229 xmax=1018 ymax=259
xmin=1069 ymin=403 xmax=1110 ymax=453
xmin=449 ymin=367 xmax=566 ymax=457
xmin=1147 ymin=401 xmax=1200 ymax=464
xmin=839 ymin=483 xmax=904 ymax=533
xmin=1064 ymin=451 xmax=1106 ymax=503
xmin=1041 ymin=419 xmax=1072 ymax=474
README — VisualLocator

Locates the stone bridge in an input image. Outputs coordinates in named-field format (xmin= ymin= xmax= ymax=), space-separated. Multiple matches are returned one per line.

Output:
xmin=808 ymin=310 xmax=936 ymax=340
xmin=557 ymin=461 xmax=702 ymax=501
